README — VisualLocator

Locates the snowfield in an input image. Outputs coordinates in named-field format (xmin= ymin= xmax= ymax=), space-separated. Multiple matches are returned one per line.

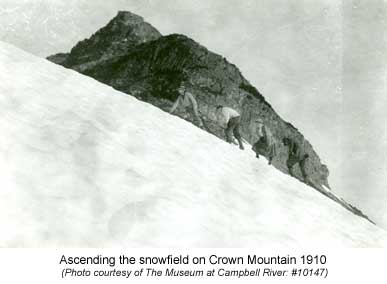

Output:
xmin=0 ymin=41 xmax=386 ymax=247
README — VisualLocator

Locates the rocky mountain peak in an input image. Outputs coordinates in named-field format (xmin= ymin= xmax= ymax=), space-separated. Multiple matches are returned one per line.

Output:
xmin=114 ymin=10 xmax=145 ymax=25
xmin=46 ymin=11 xmax=377 ymax=222
xmin=47 ymin=12 xmax=329 ymax=190
xmin=51 ymin=11 xmax=162 ymax=68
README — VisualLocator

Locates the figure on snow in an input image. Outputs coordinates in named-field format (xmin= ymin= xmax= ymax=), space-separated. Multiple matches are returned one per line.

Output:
xmin=252 ymin=118 xmax=277 ymax=165
xmin=282 ymin=137 xmax=310 ymax=182
xmin=215 ymin=105 xmax=244 ymax=150
xmin=169 ymin=85 xmax=203 ymax=127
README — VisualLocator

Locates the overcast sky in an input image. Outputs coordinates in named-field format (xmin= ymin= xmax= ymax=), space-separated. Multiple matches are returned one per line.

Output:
xmin=0 ymin=0 xmax=386 ymax=228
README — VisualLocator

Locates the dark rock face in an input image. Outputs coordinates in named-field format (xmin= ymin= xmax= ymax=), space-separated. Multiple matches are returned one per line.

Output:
xmin=47 ymin=11 xmax=372 ymax=222
xmin=52 ymin=11 xmax=161 ymax=70
xmin=46 ymin=52 xmax=69 ymax=65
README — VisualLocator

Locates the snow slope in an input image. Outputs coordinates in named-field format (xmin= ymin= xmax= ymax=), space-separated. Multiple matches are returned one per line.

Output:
xmin=0 ymin=41 xmax=386 ymax=247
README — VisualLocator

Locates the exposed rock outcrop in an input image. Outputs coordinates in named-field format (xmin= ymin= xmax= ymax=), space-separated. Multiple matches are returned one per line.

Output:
xmin=49 ymin=11 xmax=161 ymax=70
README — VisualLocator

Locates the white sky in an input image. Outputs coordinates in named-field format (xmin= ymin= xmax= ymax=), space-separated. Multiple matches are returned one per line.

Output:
xmin=0 ymin=0 xmax=386 ymax=228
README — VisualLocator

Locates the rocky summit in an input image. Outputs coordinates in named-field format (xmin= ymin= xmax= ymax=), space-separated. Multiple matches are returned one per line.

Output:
xmin=48 ymin=11 xmax=161 ymax=67
xmin=48 ymin=11 xmax=371 ymax=222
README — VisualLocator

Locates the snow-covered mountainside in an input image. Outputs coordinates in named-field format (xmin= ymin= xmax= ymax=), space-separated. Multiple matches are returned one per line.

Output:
xmin=48 ymin=11 xmax=331 ymax=193
xmin=0 ymin=42 xmax=386 ymax=247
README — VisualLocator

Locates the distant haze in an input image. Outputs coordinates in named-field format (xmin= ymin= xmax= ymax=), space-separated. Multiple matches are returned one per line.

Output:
xmin=1 ymin=0 xmax=386 ymax=228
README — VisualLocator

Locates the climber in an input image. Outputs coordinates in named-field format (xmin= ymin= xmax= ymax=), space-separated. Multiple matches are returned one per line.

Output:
xmin=282 ymin=137 xmax=310 ymax=182
xmin=169 ymin=85 xmax=203 ymax=127
xmin=252 ymin=118 xmax=277 ymax=165
xmin=215 ymin=105 xmax=244 ymax=150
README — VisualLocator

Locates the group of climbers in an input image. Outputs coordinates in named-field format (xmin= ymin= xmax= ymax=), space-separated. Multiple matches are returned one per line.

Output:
xmin=169 ymin=84 xmax=310 ymax=183
xmin=169 ymin=85 xmax=245 ymax=150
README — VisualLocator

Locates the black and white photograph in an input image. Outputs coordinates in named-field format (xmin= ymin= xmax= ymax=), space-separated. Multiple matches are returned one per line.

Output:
xmin=0 ymin=0 xmax=386 ymax=253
